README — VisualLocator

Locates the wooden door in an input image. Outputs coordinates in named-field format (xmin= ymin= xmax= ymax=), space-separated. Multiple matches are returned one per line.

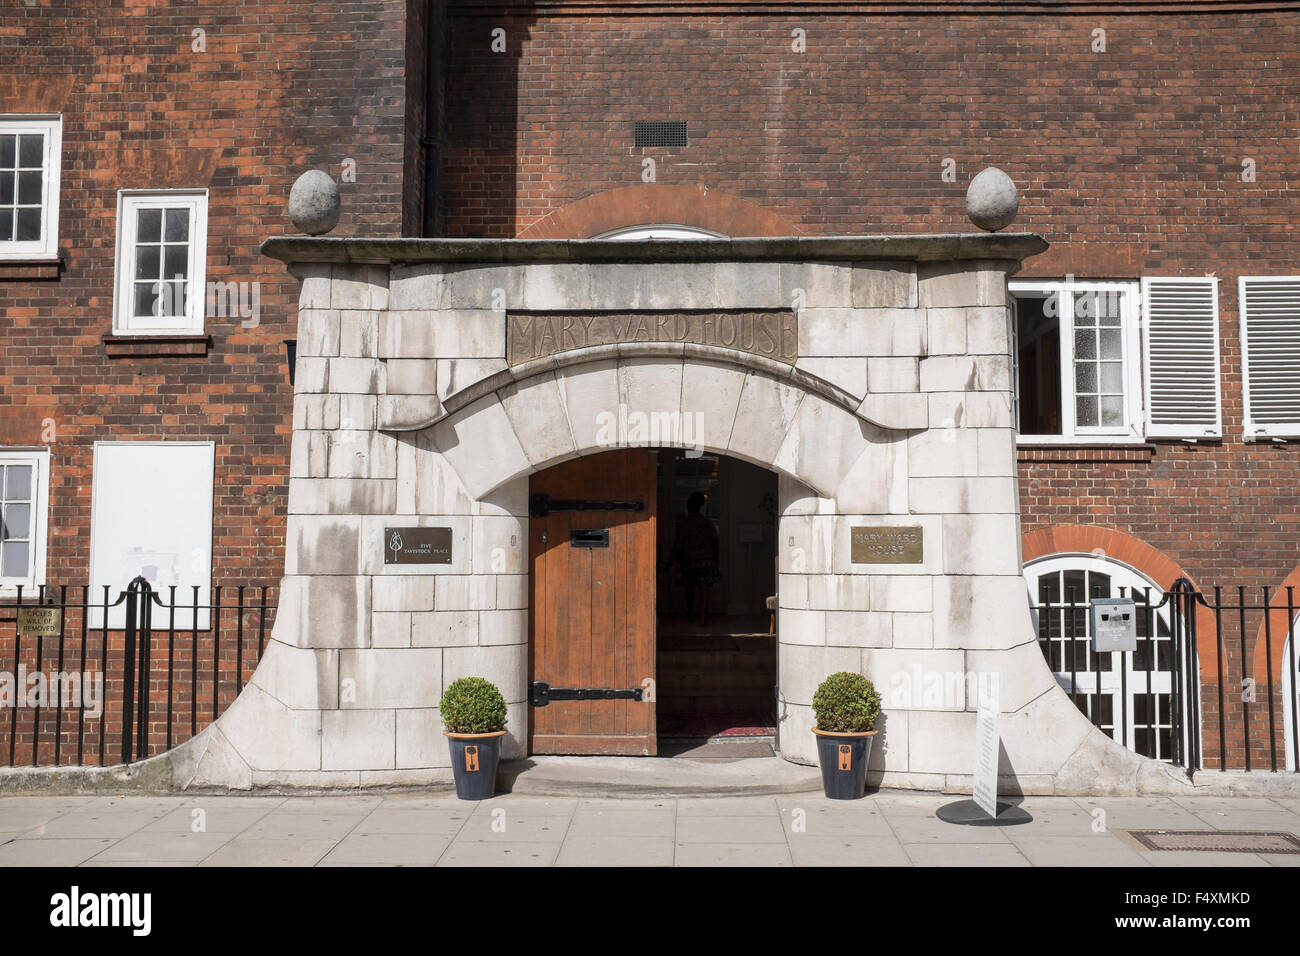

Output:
xmin=529 ymin=449 xmax=657 ymax=755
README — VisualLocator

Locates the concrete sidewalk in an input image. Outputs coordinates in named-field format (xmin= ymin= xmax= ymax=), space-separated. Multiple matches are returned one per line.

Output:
xmin=1 ymin=791 xmax=1299 ymax=866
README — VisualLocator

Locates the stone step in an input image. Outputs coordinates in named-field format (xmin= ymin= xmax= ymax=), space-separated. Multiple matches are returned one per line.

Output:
xmin=498 ymin=753 xmax=821 ymax=798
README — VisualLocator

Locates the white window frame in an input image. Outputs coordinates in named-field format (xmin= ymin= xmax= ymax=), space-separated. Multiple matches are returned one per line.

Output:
xmin=112 ymin=189 xmax=208 ymax=335
xmin=1239 ymin=275 xmax=1300 ymax=440
xmin=593 ymin=224 xmax=727 ymax=240
xmin=0 ymin=448 xmax=50 ymax=595
xmin=0 ymin=115 xmax=62 ymax=261
xmin=1140 ymin=276 xmax=1222 ymax=440
xmin=1010 ymin=279 xmax=1143 ymax=444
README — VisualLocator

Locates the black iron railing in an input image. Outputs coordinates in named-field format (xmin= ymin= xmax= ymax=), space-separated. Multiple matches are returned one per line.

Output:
xmin=0 ymin=577 xmax=275 ymax=768
xmin=1031 ymin=578 xmax=1299 ymax=775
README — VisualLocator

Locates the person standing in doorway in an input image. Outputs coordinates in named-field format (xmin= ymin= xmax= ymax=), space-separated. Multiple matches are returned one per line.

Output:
xmin=670 ymin=491 xmax=721 ymax=627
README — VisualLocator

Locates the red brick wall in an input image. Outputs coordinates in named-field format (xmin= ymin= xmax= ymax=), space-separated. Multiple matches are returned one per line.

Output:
xmin=0 ymin=1 xmax=422 ymax=763
xmin=439 ymin=7 xmax=1300 ymax=585
xmin=0 ymin=0 xmax=418 ymax=588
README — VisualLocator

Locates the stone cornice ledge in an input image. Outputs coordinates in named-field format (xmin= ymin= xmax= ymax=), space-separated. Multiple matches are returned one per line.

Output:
xmin=262 ymin=233 xmax=1048 ymax=266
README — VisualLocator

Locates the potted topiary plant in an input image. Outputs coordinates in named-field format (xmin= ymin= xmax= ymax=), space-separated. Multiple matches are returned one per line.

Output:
xmin=440 ymin=676 xmax=508 ymax=800
xmin=812 ymin=671 xmax=881 ymax=800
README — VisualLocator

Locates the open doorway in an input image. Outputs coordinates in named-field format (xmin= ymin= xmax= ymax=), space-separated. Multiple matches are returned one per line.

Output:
xmin=655 ymin=449 xmax=778 ymax=753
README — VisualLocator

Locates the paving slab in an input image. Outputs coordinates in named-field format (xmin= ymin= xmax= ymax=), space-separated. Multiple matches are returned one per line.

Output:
xmin=87 ymin=830 xmax=235 ymax=864
xmin=198 ymin=838 xmax=341 ymax=867
xmin=140 ymin=806 xmax=279 ymax=834
xmin=675 ymin=842 xmax=793 ymax=867
xmin=20 ymin=809 xmax=166 ymax=840
xmin=241 ymin=812 xmax=369 ymax=841
xmin=1136 ymin=850 xmax=1270 ymax=867
xmin=1073 ymin=797 xmax=1205 ymax=831
xmin=903 ymin=843 xmax=1031 ymax=866
xmin=676 ymin=796 xmax=780 ymax=816
xmin=1189 ymin=809 xmax=1300 ymax=833
xmin=567 ymin=808 xmax=677 ymax=838
xmin=556 ymin=835 xmax=675 ymax=866
xmin=0 ymin=837 xmax=119 ymax=866
xmin=1007 ymin=834 xmax=1150 ymax=867
xmin=347 ymin=808 xmax=472 ymax=836
xmin=787 ymin=835 xmax=911 ymax=867
xmin=436 ymin=841 xmax=560 ymax=866
xmin=676 ymin=814 xmax=786 ymax=844
xmin=319 ymin=832 xmax=451 ymax=865
xmin=776 ymin=800 xmax=895 ymax=837
xmin=886 ymin=816 xmax=1014 ymax=844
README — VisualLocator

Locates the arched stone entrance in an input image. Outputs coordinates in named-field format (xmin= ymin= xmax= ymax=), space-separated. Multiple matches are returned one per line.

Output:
xmin=156 ymin=234 xmax=1196 ymax=794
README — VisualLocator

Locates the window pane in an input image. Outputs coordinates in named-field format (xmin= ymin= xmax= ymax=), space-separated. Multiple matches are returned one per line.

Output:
xmin=166 ymin=280 xmax=187 ymax=316
xmin=0 ymin=172 xmax=13 ymax=205
xmin=15 ymin=207 xmax=40 ymax=241
xmin=17 ymin=134 xmax=43 ymax=168
xmin=1088 ymin=570 xmax=1112 ymax=597
xmin=137 ymin=208 xmax=162 ymax=242
xmin=1097 ymin=292 xmax=1123 ymax=325
xmin=0 ymin=211 xmax=11 ymax=242
xmin=1100 ymin=362 xmax=1123 ymax=392
xmin=1 ymin=540 xmax=29 ymax=578
xmin=1075 ymin=363 xmax=1098 ymax=392
xmin=1074 ymin=292 xmax=1098 ymax=324
xmin=1135 ymin=727 xmax=1154 ymax=757
xmin=135 ymin=245 xmax=160 ymax=281
xmin=134 ymin=281 xmax=159 ymax=317
xmin=163 ymin=244 xmax=189 ymax=280
xmin=17 ymin=170 xmax=42 ymax=204
xmin=0 ymin=135 xmax=14 ymax=168
xmin=1015 ymin=294 xmax=1063 ymax=435
xmin=1100 ymin=328 xmax=1122 ymax=359
xmin=1076 ymin=394 xmax=1098 ymax=426
xmin=1074 ymin=329 xmax=1097 ymax=360
xmin=1101 ymin=396 xmax=1124 ymax=426
xmin=2 ymin=503 xmax=31 ymax=539
xmin=5 ymin=464 xmax=31 ymax=500
xmin=164 ymin=208 xmax=189 ymax=242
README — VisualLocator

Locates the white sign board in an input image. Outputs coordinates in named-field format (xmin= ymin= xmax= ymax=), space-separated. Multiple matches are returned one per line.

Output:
xmin=972 ymin=684 xmax=1001 ymax=818
xmin=89 ymin=442 xmax=214 ymax=629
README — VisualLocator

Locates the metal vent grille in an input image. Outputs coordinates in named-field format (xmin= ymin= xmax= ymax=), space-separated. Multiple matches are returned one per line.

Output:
xmin=1128 ymin=830 xmax=1300 ymax=854
xmin=634 ymin=121 xmax=688 ymax=148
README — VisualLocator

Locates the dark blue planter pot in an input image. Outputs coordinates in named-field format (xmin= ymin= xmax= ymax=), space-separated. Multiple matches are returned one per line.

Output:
xmin=813 ymin=729 xmax=876 ymax=800
xmin=446 ymin=731 xmax=506 ymax=800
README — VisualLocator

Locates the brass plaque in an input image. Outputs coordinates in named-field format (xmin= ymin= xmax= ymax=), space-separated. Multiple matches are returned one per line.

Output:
xmin=17 ymin=606 xmax=63 ymax=637
xmin=851 ymin=526 xmax=923 ymax=564
xmin=384 ymin=527 xmax=453 ymax=565
xmin=506 ymin=311 xmax=798 ymax=366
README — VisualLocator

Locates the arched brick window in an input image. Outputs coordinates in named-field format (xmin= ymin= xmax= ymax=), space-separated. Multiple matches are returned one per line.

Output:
xmin=1023 ymin=552 xmax=1195 ymax=763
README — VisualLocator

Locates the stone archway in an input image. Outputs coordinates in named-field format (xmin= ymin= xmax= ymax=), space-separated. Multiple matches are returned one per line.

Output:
xmin=149 ymin=235 xmax=1200 ymax=795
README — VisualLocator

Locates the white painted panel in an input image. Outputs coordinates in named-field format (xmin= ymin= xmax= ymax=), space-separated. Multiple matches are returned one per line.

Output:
xmin=89 ymin=441 xmax=214 ymax=628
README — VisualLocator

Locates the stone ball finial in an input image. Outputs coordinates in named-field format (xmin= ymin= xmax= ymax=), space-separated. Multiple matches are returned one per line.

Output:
xmin=289 ymin=169 xmax=340 ymax=236
xmin=966 ymin=167 xmax=1019 ymax=232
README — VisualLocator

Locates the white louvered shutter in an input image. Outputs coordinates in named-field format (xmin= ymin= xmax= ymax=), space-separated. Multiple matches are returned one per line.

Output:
xmin=1240 ymin=277 xmax=1300 ymax=439
xmin=1141 ymin=277 xmax=1221 ymax=438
